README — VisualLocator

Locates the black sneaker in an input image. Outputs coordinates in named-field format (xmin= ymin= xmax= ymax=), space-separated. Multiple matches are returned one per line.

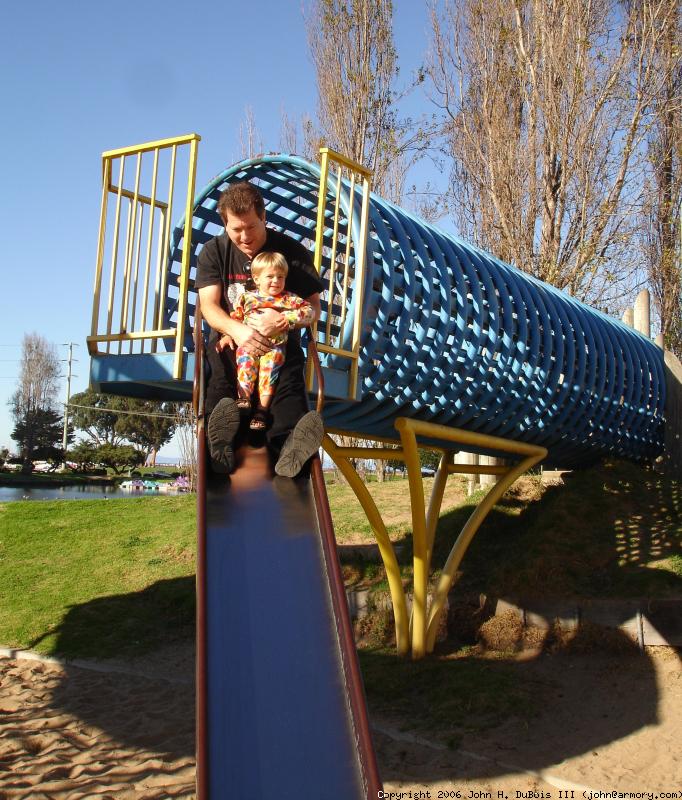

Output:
xmin=274 ymin=411 xmax=324 ymax=478
xmin=207 ymin=398 xmax=240 ymax=473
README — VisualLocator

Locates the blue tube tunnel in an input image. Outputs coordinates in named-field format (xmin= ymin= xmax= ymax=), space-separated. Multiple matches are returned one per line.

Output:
xmin=116 ymin=153 xmax=665 ymax=469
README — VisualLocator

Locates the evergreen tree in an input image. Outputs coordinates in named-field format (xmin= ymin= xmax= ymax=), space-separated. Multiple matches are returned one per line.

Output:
xmin=9 ymin=333 xmax=62 ymax=473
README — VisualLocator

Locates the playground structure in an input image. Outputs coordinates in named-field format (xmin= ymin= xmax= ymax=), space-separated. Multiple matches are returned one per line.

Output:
xmin=86 ymin=134 xmax=671 ymax=797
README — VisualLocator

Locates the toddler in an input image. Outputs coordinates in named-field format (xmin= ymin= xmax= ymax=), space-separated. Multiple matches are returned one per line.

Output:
xmin=219 ymin=251 xmax=315 ymax=430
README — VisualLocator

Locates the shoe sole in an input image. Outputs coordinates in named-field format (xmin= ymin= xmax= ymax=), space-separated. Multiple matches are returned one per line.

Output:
xmin=275 ymin=411 xmax=324 ymax=478
xmin=207 ymin=398 xmax=241 ymax=473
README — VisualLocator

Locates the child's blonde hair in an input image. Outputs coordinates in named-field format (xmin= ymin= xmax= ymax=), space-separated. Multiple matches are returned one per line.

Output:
xmin=251 ymin=251 xmax=288 ymax=278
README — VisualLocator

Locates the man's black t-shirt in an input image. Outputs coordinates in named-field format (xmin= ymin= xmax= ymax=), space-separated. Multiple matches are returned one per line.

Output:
xmin=197 ymin=228 xmax=323 ymax=437
xmin=195 ymin=229 xmax=323 ymax=340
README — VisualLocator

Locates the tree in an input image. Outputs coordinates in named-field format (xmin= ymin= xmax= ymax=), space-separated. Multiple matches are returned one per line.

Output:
xmin=9 ymin=333 xmax=62 ymax=472
xmin=69 ymin=441 xmax=98 ymax=471
xmin=639 ymin=0 xmax=682 ymax=354
xmin=425 ymin=0 xmax=673 ymax=307
xmin=94 ymin=443 xmax=145 ymax=475
xmin=69 ymin=389 xmax=124 ymax=447
xmin=175 ymin=403 xmax=197 ymax=491
xmin=114 ymin=398 xmax=176 ymax=461
xmin=69 ymin=390 xmax=176 ymax=460
xmin=305 ymin=0 xmax=422 ymax=201
xmin=238 ymin=106 xmax=264 ymax=160
xmin=12 ymin=408 xmax=65 ymax=468
xmin=419 ymin=448 xmax=441 ymax=473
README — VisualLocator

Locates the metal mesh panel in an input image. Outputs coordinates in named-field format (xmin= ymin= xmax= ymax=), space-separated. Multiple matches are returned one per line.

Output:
xmin=166 ymin=154 xmax=665 ymax=468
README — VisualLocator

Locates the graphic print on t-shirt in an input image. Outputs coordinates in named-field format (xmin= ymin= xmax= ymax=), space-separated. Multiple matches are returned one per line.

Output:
xmin=227 ymin=282 xmax=247 ymax=310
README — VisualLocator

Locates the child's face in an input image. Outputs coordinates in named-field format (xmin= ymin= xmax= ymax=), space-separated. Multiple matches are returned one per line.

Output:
xmin=254 ymin=268 xmax=286 ymax=297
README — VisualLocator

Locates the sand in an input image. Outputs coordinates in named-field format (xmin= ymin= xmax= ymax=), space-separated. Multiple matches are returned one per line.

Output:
xmin=1 ymin=645 xmax=680 ymax=798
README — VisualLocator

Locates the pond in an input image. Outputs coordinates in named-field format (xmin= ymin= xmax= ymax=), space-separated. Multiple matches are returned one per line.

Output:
xmin=0 ymin=484 xmax=188 ymax=502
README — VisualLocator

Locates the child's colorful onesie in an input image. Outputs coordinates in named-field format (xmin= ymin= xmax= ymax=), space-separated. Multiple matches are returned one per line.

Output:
xmin=230 ymin=289 xmax=315 ymax=401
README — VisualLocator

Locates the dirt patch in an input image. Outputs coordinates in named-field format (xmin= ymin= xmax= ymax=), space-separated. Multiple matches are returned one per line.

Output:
xmin=1 ymin=642 xmax=679 ymax=796
xmin=478 ymin=609 xmax=525 ymax=651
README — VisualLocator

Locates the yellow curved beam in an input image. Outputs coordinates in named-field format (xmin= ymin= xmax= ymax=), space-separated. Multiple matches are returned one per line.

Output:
xmin=395 ymin=422 xmax=429 ymax=658
xmin=322 ymin=434 xmax=411 ymax=656
xmin=424 ymin=451 xmax=546 ymax=652
xmin=395 ymin=417 xmax=547 ymax=658
xmin=425 ymin=451 xmax=455 ymax=573
xmin=323 ymin=421 xmax=546 ymax=659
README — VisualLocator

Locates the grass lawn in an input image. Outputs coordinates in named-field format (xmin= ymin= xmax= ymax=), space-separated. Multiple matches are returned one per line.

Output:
xmin=357 ymin=644 xmax=538 ymax=740
xmin=1 ymin=460 xmax=678 ymax=739
xmin=434 ymin=459 xmax=682 ymax=599
xmin=326 ymin=475 xmax=468 ymax=544
xmin=0 ymin=459 xmax=679 ymax=662
xmin=0 ymin=496 xmax=195 ymax=658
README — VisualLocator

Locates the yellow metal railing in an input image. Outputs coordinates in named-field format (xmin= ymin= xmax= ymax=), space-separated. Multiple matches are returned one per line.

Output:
xmin=309 ymin=147 xmax=372 ymax=400
xmin=87 ymin=133 xmax=200 ymax=381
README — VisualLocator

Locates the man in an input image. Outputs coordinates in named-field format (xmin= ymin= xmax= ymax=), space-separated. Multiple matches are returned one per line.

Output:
xmin=195 ymin=181 xmax=324 ymax=477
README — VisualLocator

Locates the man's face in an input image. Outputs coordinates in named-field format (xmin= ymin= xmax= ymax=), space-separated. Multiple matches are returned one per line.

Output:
xmin=224 ymin=208 xmax=267 ymax=258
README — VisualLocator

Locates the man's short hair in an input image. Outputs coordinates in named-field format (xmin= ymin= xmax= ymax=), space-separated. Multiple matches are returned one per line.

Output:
xmin=251 ymin=251 xmax=288 ymax=279
xmin=217 ymin=182 xmax=265 ymax=223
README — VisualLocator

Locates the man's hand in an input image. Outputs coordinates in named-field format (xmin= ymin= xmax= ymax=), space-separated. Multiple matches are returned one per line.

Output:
xmin=246 ymin=308 xmax=288 ymax=337
xmin=232 ymin=320 xmax=273 ymax=357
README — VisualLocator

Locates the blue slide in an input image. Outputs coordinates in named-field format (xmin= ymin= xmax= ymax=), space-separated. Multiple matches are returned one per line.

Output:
xmin=195 ymin=442 xmax=382 ymax=799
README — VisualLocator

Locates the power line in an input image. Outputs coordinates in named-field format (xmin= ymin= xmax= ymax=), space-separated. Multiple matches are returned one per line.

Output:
xmin=66 ymin=403 xmax=179 ymax=420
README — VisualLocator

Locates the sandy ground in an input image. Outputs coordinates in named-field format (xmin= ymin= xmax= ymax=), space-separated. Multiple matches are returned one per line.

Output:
xmin=1 ymin=644 xmax=680 ymax=798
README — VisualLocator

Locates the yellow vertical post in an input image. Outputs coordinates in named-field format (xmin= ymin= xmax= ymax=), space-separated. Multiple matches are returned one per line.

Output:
xmin=425 ymin=450 xmax=454 ymax=572
xmin=119 ymin=152 xmax=142 ymax=353
xmin=337 ymin=171 xmax=356 ymax=344
xmin=321 ymin=422 xmax=546 ymax=659
xmin=324 ymin=166 xmax=343 ymax=346
xmin=348 ymin=173 xmax=370 ymax=400
xmin=424 ymin=452 xmax=544 ymax=652
xmin=140 ymin=146 xmax=161 ymax=353
xmin=307 ymin=149 xmax=330 ymax=391
xmin=105 ymin=157 xmax=126 ymax=353
xmin=395 ymin=419 xmax=429 ymax=659
xmin=322 ymin=434 xmax=411 ymax=656
xmin=173 ymin=136 xmax=200 ymax=380
xmin=314 ymin=149 xmax=330 ymax=278
xmin=90 ymin=157 xmax=112 ymax=351
xmin=129 ymin=203 xmax=145 ymax=353
xmin=154 ymin=144 xmax=178 ymax=353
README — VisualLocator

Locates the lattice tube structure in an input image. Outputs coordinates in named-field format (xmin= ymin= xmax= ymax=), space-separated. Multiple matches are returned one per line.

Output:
xmin=165 ymin=154 xmax=665 ymax=469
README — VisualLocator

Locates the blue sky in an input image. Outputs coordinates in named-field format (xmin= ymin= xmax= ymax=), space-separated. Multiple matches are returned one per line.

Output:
xmin=0 ymin=0 xmax=434 ymax=459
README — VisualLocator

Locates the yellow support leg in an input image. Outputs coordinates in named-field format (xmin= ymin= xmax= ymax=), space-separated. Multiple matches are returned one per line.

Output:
xmin=322 ymin=434 xmax=411 ymax=657
xmin=425 ymin=450 xmax=455 ymax=576
xmin=396 ymin=422 xmax=428 ymax=659
xmin=395 ymin=418 xmax=547 ymax=658
xmin=424 ymin=453 xmax=543 ymax=653
xmin=322 ymin=422 xmax=546 ymax=660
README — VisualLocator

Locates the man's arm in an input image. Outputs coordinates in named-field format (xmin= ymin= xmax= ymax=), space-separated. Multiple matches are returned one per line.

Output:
xmin=198 ymin=284 xmax=272 ymax=355
xmin=305 ymin=292 xmax=321 ymax=324
xmin=247 ymin=292 xmax=321 ymax=336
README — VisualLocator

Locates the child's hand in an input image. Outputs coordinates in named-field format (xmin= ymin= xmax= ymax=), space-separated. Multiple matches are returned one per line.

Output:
xmin=215 ymin=334 xmax=235 ymax=353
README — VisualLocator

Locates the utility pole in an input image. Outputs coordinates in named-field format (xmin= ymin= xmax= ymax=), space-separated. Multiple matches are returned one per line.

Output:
xmin=61 ymin=343 xmax=78 ymax=468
